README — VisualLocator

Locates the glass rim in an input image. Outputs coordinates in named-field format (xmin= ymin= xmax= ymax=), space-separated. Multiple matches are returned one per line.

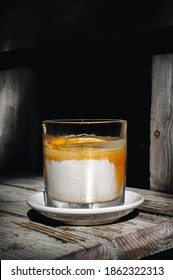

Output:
xmin=42 ymin=119 xmax=127 ymax=124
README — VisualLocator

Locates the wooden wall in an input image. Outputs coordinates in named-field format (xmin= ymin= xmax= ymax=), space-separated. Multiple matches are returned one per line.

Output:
xmin=150 ymin=54 xmax=173 ymax=194
xmin=0 ymin=68 xmax=41 ymax=174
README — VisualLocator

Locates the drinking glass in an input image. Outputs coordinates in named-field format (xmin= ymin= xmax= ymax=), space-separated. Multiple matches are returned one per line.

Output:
xmin=42 ymin=119 xmax=127 ymax=208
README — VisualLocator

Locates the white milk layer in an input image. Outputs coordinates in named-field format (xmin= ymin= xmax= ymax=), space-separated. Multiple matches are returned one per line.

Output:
xmin=44 ymin=159 xmax=117 ymax=203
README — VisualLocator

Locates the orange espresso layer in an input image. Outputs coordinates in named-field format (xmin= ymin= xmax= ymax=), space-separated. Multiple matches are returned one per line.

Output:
xmin=43 ymin=136 xmax=127 ymax=191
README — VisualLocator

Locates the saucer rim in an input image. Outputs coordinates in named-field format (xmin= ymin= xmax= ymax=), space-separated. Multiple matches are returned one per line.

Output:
xmin=27 ymin=190 xmax=144 ymax=215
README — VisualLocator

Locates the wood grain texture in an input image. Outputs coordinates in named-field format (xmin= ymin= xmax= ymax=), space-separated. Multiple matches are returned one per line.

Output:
xmin=150 ymin=54 xmax=173 ymax=194
xmin=0 ymin=68 xmax=40 ymax=174
xmin=0 ymin=176 xmax=173 ymax=259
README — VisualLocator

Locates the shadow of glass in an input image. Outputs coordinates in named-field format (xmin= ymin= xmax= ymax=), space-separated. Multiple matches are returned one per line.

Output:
xmin=27 ymin=209 xmax=64 ymax=227
xmin=27 ymin=207 xmax=140 ymax=228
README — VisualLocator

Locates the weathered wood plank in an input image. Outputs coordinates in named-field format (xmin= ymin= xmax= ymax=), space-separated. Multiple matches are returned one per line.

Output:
xmin=128 ymin=187 xmax=173 ymax=216
xmin=0 ymin=214 xmax=103 ymax=260
xmin=150 ymin=54 xmax=173 ymax=194
xmin=1 ymin=176 xmax=173 ymax=259
xmin=0 ymin=175 xmax=44 ymax=190
xmin=1 ymin=208 xmax=173 ymax=260
xmin=63 ymin=214 xmax=173 ymax=259
xmin=0 ymin=68 xmax=40 ymax=174
xmin=108 ymin=220 xmax=173 ymax=260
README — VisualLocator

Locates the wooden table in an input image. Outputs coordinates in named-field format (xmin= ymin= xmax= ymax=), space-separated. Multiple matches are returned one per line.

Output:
xmin=0 ymin=174 xmax=173 ymax=260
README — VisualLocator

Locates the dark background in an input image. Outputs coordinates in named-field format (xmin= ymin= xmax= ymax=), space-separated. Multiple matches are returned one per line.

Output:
xmin=1 ymin=0 xmax=173 ymax=188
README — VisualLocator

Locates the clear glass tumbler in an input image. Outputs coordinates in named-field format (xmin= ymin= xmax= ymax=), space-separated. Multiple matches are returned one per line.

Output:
xmin=42 ymin=119 xmax=127 ymax=208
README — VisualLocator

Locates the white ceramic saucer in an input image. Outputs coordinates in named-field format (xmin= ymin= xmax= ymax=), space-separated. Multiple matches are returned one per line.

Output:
xmin=27 ymin=190 xmax=144 ymax=226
